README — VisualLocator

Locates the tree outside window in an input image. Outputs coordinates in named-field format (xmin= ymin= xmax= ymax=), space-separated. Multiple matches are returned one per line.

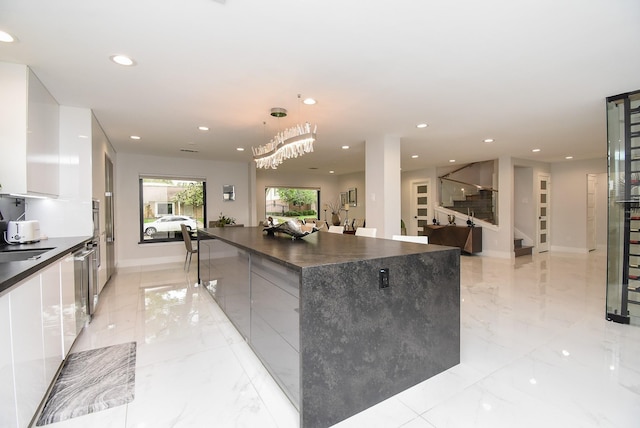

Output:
xmin=140 ymin=177 xmax=206 ymax=242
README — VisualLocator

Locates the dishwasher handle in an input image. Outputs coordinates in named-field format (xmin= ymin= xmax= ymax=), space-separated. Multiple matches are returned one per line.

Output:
xmin=74 ymin=249 xmax=95 ymax=261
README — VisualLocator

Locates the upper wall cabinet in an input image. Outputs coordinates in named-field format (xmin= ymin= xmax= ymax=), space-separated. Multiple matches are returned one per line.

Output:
xmin=0 ymin=62 xmax=59 ymax=197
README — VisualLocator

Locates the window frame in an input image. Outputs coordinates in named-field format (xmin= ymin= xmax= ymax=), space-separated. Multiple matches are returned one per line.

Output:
xmin=138 ymin=176 xmax=207 ymax=244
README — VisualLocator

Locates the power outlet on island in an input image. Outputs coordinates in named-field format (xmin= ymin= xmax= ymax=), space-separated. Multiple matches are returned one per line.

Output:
xmin=379 ymin=268 xmax=390 ymax=289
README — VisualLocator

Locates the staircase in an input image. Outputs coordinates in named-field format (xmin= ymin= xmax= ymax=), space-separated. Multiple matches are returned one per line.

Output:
xmin=447 ymin=189 xmax=494 ymax=223
xmin=514 ymin=238 xmax=533 ymax=257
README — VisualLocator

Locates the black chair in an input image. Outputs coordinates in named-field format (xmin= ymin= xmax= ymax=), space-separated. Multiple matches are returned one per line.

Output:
xmin=180 ymin=224 xmax=197 ymax=271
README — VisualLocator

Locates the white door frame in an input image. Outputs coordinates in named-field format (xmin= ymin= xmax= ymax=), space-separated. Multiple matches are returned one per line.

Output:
xmin=410 ymin=180 xmax=430 ymax=236
xmin=536 ymin=173 xmax=550 ymax=252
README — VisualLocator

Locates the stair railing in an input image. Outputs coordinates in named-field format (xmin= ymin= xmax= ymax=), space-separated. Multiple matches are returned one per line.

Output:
xmin=438 ymin=177 xmax=498 ymax=225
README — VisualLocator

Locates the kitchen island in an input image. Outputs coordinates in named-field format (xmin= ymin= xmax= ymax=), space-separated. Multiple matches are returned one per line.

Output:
xmin=198 ymin=227 xmax=460 ymax=428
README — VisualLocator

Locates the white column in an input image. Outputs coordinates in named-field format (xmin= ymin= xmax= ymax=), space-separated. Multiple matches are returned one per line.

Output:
xmin=365 ymin=135 xmax=401 ymax=238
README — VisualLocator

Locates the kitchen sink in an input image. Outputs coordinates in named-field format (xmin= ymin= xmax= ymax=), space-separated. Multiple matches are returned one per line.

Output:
xmin=0 ymin=248 xmax=55 ymax=263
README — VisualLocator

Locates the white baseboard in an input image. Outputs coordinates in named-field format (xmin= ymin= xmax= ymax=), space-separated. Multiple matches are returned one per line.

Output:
xmin=117 ymin=255 xmax=185 ymax=268
xmin=549 ymin=245 xmax=589 ymax=254
xmin=475 ymin=250 xmax=513 ymax=259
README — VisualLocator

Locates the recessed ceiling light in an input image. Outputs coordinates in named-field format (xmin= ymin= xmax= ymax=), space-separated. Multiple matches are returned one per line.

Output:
xmin=198 ymin=126 xmax=209 ymax=131
xmin=0 ymin=30 xmax=15 ymax=43
xmin=342 ymin=145 xmax=350 ymax=149
xmin=78 ymin=135 xmax=89 ymax=139
xmin=532 ymin=148 xmax=541 ymax=152
xmin=303 ymin=98 xmax=316 ymax=105
xmin=449 ymin=159 xmax=456 ymax=163
xmin=416 ymin=123 xmax=428 ymax=129
xmin=565 ymin=156 xmax=573 ymax=159
xmin=411 ymin=155 xmax=419 ymax=159
xmin=483 ymin=138 xmax=494 ymax=143
xmin=110 ymin=55 xmax=136 ymax=66
xmin=236 ymin=147 xmax=244 ymax=151
xmin=329 ymin=170 xmax=335 ymax=174
xmin=130 ymin=135 xmax=141 ymax=140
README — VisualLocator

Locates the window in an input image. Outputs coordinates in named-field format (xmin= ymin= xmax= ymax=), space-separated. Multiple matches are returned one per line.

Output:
xmin=265 ymin=187 xmax=319 ymax=222
xmin=139 ymin=177 xmax=206 ymax=243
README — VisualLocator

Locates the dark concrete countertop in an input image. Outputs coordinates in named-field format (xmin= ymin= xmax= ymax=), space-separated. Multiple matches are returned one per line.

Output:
xmin=199 ymin=227 xmax=458 ymax=271
xmin=0 ymin=236 xmax=92 ymax=296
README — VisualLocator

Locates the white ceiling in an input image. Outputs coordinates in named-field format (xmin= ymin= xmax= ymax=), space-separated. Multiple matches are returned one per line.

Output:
xmin=1 ymin=0 xmax=639 ymax=175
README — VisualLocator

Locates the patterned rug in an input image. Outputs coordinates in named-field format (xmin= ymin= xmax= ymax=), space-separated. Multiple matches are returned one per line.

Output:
xmin=36 ymin=342 xmax=136 ymax=426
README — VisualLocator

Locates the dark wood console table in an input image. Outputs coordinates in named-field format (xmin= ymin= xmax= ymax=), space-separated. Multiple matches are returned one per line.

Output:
xmin=422 ymin=225 xmax=482 ymax=254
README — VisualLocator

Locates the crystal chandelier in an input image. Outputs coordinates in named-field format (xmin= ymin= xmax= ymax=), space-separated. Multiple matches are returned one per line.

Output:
xmin=252 ymin=106 xmax=317 ymax=169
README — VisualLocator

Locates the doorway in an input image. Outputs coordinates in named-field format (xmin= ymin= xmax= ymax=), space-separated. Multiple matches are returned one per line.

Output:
xmin=410 ymin=180 xmax=430 ymax=236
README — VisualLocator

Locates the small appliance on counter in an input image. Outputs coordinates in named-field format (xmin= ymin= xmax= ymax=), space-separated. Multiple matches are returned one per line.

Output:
xmin=5 ymin=220 xmax=41 ymax=244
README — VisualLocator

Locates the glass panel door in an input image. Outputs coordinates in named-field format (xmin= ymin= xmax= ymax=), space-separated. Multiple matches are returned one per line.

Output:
xmin=606 ymin=89 xmax=640 ymax=325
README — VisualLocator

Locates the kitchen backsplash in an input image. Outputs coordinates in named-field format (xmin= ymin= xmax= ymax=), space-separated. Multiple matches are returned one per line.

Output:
xmin=0 ymin=195 xmax=26 ymax=246
xmin=0 ymin=195 xmax=26 ymax=222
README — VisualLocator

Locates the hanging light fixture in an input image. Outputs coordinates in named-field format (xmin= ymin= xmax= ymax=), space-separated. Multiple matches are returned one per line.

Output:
xmin=252 ymin=98 xmax=317 ymax=169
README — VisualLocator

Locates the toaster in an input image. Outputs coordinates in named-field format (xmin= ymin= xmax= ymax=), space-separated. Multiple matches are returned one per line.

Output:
xmin=6 ymin=220 xmax=41 ymax=244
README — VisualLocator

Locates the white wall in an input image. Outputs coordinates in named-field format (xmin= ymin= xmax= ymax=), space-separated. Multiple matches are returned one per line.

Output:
xmin=337 ymin=172 xmax=366 ymax=224
xmin=550 ymin=158 xmax=607 ymax=253
xmin=116 ymin=153 xmax=251 ymax=267
xmin=365 ymin=136 xmax=401 ymax=238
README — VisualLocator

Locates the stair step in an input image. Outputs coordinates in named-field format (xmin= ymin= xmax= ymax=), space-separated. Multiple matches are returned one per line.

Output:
xmin=514 ymin=238 xmax=523 ymax=248
xmin=514 ymin=245 xmax=533 ymax=257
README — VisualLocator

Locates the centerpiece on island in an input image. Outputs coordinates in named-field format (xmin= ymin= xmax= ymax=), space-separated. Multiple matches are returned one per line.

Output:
xmin=263 ymin=219 xmax=319 ymax=240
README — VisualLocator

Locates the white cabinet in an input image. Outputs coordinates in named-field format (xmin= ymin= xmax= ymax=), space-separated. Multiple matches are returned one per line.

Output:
xmin=0 ymin=62 xmax=59 ymax=196
xmin=0 ymin=253 xmax=76 ymax=427
xmin=0 ymin=293 xmax=18 ymax=428
xmin=40 ymin=262 xmax=63 ymax=381
xmin=60 ymin=253 xmax=77 ymax=355
xmin=10 ymin=274 xmax=46 ymax=427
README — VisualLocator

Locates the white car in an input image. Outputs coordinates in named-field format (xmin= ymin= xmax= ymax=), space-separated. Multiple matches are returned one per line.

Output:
xmin=144 ymin=215 xmax=197 ymax=236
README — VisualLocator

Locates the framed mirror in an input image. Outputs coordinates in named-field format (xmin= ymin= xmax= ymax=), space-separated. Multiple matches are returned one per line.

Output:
xmin=223 ymin=184 xmax=235 ymax=201
xmin=348 ymin=188 xmax=357 ymax=206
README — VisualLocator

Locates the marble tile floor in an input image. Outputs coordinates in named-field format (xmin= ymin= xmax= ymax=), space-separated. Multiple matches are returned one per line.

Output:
xmin=41 ymin=250 xmax=640 ymax=428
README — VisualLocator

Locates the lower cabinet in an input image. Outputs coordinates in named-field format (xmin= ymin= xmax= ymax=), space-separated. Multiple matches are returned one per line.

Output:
xmin=60 ymin=253 xmax=76 ymax=355
xmin=0 ymin=252 xmax=77 ymax=427
xmin=0 ymin=293 xmax=18 ymax=428
xmin=200 ymin=240 xmax=300 ymax=407
xmin=11 ymin=274 xmax=47 ymax=427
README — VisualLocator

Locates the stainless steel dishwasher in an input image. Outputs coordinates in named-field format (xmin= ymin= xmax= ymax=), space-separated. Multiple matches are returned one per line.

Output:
xmin=74 ymin=245 xmax=97 ymax=332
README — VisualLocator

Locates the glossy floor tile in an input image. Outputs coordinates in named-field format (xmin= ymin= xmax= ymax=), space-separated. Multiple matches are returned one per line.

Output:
xmin=43 ymin=251 xmax=640 ymax=428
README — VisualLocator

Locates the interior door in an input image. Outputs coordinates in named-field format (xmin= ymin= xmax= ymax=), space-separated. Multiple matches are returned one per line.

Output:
xmin=105 ymin=155 xmax=115 ymax=281
xmin=537 ymin=174 xmax=550 ymax=252
xmin=587 ymin=174 xmax=597 ymax=251
xmin=410 ymin=181 xmax=430 ymax=236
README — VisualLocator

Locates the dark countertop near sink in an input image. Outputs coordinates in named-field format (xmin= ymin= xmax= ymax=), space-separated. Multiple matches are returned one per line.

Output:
xmin=0 ymin=236 xmax=92 ymax=296
xmin=199 ymin=227 xmax=458 ymax=271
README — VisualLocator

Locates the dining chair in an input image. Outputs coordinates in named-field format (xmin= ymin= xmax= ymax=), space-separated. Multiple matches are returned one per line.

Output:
xmin=391 ymin=235 xmax=429 ymax=244
xmin=328 ymin=225 xmax=344 ymax=234
xmin=180 ymin=224 xmax=198 ymax=271
xmin=355 ymin=227 xmax=377 ymax=237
